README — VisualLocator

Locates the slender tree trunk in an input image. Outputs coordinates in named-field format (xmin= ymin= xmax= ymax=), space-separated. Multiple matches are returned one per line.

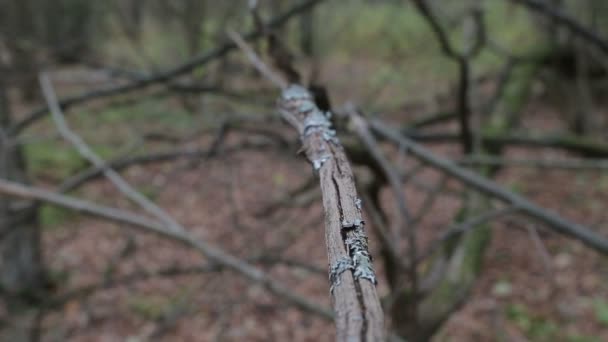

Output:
xmin=8 ymin=0 xmax=40 ymax=102
xmin=0 ymin=65 xmax=46 ymax=304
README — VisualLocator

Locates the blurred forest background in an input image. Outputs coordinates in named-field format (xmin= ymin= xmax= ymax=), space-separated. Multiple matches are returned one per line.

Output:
xmin=1 ymin=0 xmax=608 ymax=341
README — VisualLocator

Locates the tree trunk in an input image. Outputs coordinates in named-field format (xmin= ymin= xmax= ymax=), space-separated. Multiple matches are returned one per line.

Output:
xmin=0 ymin=65 xmax=46 ymax=305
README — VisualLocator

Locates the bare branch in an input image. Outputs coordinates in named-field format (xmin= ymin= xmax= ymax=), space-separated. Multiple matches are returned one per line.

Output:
xmin=279 ymin=85 xmax=384 ymax=342
xmin=401 ymin=130 xmax=608 ymax=158
xmin=40 ymin=73 xmax=183 ymax=233
xmin=227 ymin=30 xmax=288 ymax=89
xmin=459 ymin=155 xmax=608 ymax=171
xmin=0 ymin=178 xmax=332 ymax=319
xmin=36 ymin=72 xmax=336 ymax=323
xmin=59 ymin=117 xmax=286 ymax=193
xmin=208 ymin=26 xmax=386 ymax=340
xmin=513 ymin=0 xmax=608 ymax=56
xmin=370 ymin=119 xmax=608 ymax=255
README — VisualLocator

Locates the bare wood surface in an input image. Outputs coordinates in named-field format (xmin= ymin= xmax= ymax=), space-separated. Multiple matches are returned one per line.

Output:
xmin=279 ymin=86 xmax=384 ymax=341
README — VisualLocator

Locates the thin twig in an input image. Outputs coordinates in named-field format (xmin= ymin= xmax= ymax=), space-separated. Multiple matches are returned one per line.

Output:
xmin=226 ymin=30 xmax=288 ymax=89
xmin=40 ymin=73 xmax=183 ymax=233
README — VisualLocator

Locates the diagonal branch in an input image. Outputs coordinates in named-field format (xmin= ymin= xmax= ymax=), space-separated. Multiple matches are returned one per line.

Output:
xmin=0 ymin=178 xmax=332 ymax=320
xmin=40 ymin=73 xmax=183 ymax=233
xmin=513 ymin=0 xmax=608 ymax=56
xmin=280 ymin=85 xmax=384 ymax=342
xmin=370 ymin=119 xmax=608 ymax=255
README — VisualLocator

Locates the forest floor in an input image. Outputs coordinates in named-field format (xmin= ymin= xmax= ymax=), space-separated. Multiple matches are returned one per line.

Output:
xmin=18 ymin=86 xmax=605 ymax=342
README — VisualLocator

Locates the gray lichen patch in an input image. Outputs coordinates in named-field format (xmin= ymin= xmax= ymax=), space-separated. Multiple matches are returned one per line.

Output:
xmin=352 ymin=250 xmax=376 ymax=284
xmin=281 ymin=85 xmax=339 ymax=170
xmin=302 ymin=110 xmax=333 ymax=136
xmin=322 ymin=127 xmax=339 ymax=144
xmin=355 ymin=198 xmax=362 ymax=210
xmin=345 ymin=229 xmax=377 ymax=285
xmin=329 ymin=257 xmax=354 ymax=293
xmin=281 ymin=84 xmax=312 ymax=101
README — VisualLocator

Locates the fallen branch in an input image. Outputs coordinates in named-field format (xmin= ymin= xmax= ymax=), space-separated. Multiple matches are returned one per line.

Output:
xmin=228 ymin=30 xmax=384 ymax=341
xmin=41 ymin=73 xmax=182 ymax=233
xmin=280 ymin=85 xmax=384 ymax=342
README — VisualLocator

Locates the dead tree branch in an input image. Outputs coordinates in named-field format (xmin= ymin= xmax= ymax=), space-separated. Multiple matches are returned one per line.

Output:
xmin=279 ymin=86 xmax=384 ymax=342
xmin=227 ymin=30 xmax=288 ymax=89
xmin=0 ymin=178 xmax=332 ymax=320
xmin=513 ymin=0 xmax=608 ymax=56
xmin=459 ymin=155 xmax=608 ymax=171
xmin=230 ymin=30 xmax=384 ymax=341
xmin=40 ymin=73 xmax=183 ymax=233
xmin=36 ymin=72 xmax=336 ymax=324
xmin=401 ymin=130 xmax=608 ymax=158
xmin=59 ymin=116 xmax=288 ymax=193
xmin=370 ymin=119 xmax=608 ymax=255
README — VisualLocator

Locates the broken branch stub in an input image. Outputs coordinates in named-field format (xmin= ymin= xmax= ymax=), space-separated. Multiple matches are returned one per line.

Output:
xmin=278 ymin=85 xmax=384 ymax=342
